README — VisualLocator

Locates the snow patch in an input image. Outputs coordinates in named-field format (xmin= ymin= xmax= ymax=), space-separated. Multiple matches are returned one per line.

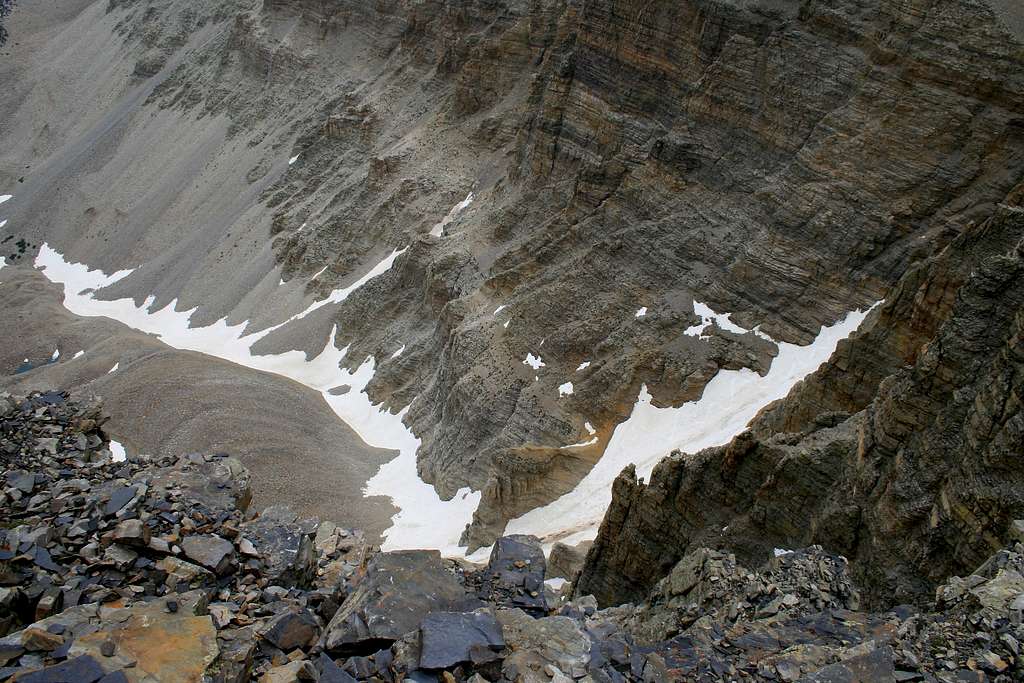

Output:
xmin=288 ymin=155 xmax=300 ymax=165
xmin=109 ymin=440 xmax=127 ymax=463
xmin=73 ymin=351 xmax=85 ymax=359
xmin=545 ymin=577 xmax=567 ymax=591
xmin=684 ymin=301 xmax=765 ymax=340
xmin=0 ymin=195 xmax=11 ymax=205
xmin=558 ymin=382 xmax=574 ymax=397
xmin=773 ymin=548 xmax=794 ymax=557
xmin=584 ymin=422 xmax=596 ymax=435
xmin=50 ymin=349 xmax=60 ymax=361
xmin=523 ymin=353 xmax=545 ymax=370
xmin=494 ymin=305 xmax=507 ymax=315
xmin=576 ymin=361 xmax=590 ymax=372
xmin=429 ymin=193 xmax=474 ymax=237
xmin=0 ymin=220 xmax=7 ymax=229
xmin=390 ymin=345 xmax=405 ymax=359
xmin=35 ymin=244 xmax=479 ymax=556
xmin=507 ymin=302 xmax=878 ymax=544
xmin=503 ymin=320 xmax=510 ymax=329
xmin=635 ymin=307 xmax=647 ymax=318
xmin=108 ymin=363 xmax=119 ymax=373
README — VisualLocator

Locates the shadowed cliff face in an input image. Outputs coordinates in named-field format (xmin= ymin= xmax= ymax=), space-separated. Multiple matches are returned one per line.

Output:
xmin=577 ymin=198 xmax=1024 ymax=608
xmin=2 ymin=0 xmax=1022 ymax=549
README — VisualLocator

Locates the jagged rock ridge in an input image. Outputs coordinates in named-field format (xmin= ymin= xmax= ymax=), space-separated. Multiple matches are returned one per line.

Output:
xmin=578 ymin=194 xmax=1024 ymax=609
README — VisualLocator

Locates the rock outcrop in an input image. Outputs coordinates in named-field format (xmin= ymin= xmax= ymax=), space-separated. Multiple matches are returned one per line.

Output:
xmin=6 ymin=0 xmax=1023 ymax=549
xmin=2 ymin=390 xmax=1023 ymax=680
xmin=577 ymin=198 xmax=1024 ymax=608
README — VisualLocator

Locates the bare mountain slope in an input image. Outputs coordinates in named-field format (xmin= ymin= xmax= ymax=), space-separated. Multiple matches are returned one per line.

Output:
xmin=1 ymin=0 xmax=1022 ymax=549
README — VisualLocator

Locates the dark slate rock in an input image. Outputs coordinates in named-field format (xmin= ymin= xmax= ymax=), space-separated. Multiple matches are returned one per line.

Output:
xmin=322 ymin=550 xmax=481 ymax=655
xmin=479 ymin=535 xmax=548 ymax=614
xmin=17 ymin=654 xmax=106 ymax=683
xmin=0 ymin=642 xmax=24 ymax=666
xmin=263 ymin=609 xmax=320 ymax=651
xmin=239 ymin=506 xmax=316 ymax=588
xmin=7 ymin=471 xmax=36 ymax=494
xmin=51 ymin=635 xmax=74 ymax=660
xmin=419 ymin=610 xmax=505 ymax=669
xmin=799 ymin=645 xmax=896 ymax=682
xmin=104 ymin=487 xmax=136 ymax=516
xmin=342 ymin=656 xmax=376 ymax=679
xmin=319 ymin=653 xmax=358 ymax=683
xmin=33 ymin=547 xmax=62 ymax=574
xmin=180 ymin=534 xmax=234 ymax=576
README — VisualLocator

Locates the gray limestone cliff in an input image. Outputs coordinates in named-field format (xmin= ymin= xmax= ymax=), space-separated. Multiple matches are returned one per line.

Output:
xmin=577 ymin=196 xmax=1024 ymax=609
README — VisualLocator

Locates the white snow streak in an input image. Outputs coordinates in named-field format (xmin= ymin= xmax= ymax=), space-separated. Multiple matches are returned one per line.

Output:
xmin=73 ymin=351 xmax=85 ymax=359
xmin=50 ymin=349 xmax=60 ymax=361
xmin=35 ymin=244 xmax=479 ymax=556
xmin=0 ymin=220 xmax=7 ymax=229
xmin=507 ymin=303 xmax=878 ymax=546
xmin=0 ymin=195 xmax=11 ymax=205
xmin=289 ymin=155 xmax=300 ymax=165
xmin=494 ymin=305 xmax=507 ymax=315
xmin=684 ymin=301 xmax=765 ymax=340
xmin=390 ymin=345 xmax=405 ymax=359
xmin=576 ymin=361 xmax=590 ymax=371
xmin=109 ymin=363 xmax=119 ymax=374
xmin=429 ymin=193 xmax=474 ymax=237
xmin=558 ymin=382 xmax=574 ymax=397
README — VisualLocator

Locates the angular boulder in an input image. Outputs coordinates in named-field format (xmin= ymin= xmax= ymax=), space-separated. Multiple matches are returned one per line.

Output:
xmin=262 ymin=609 xmax=320 ymax=651
xmin=321 ymin=550 xmax=480 ymax=655
xmin=181 ymin=535 xmax=235 ymax=576
xmin=419 ymin=609 xmax=505 ymax=669
xmin=496 ymin=609 xmax=591 ymax=680
xmin=239 ymin=506 xmax=316 ymax=588
xmin=479 ymin=535 xmax=548 ymax=614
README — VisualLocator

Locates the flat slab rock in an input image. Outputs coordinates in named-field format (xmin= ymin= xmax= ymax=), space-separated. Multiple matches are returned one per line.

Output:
xmin=181 ymin=534 xmax=235 ymax=576
xmin=322 ymin=550 xmax=481 ymax=655
xmin=418 ymin=609 xmax=505 ymax=669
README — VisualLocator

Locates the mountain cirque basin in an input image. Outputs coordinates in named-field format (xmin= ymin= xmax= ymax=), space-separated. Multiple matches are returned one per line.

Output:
xmin=0 ymin=0 xmax=1024 ymax=679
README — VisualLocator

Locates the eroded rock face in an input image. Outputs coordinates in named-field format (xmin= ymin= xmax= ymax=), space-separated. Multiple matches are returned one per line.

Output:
xmin=578 ymin=201 xmax=1024 ymax=608
xmin=8 ymin=0 xmax=1022 ymax=549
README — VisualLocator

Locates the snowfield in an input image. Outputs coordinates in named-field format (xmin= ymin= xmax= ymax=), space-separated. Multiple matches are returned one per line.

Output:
xmin=506 ymin=302 xmax=878 ymax=547
xmin=32 ymin=243 xmax=876 ymax=558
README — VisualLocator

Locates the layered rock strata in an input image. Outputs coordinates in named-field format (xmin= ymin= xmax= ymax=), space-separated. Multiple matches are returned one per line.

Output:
xmin=578 ymin=198 xmax=1024 ymax=608
xmin=4 ymin=0 xmax=1023 ymax=547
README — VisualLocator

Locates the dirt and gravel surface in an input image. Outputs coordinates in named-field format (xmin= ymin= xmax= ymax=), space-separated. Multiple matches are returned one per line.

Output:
xmin=0 ymin=265 xmax=396 ymax=540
